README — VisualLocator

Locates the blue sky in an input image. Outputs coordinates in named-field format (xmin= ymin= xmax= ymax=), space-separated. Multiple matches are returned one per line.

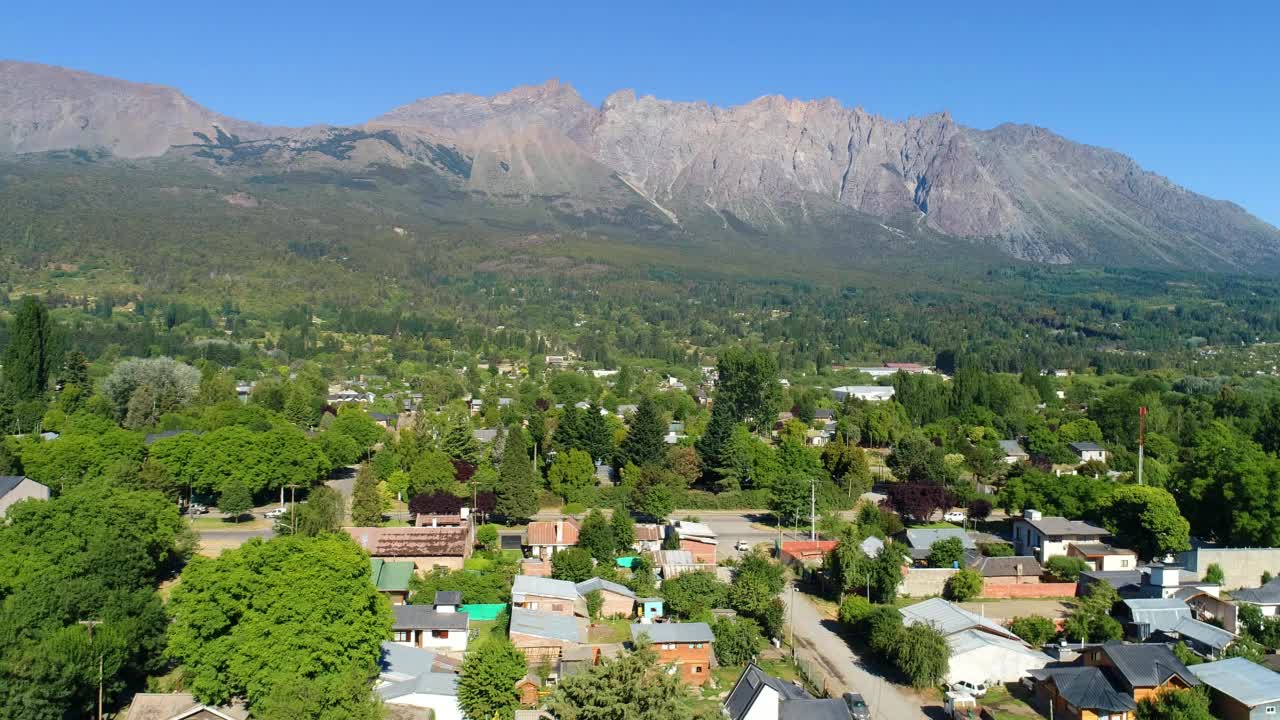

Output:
xmin=6 ymin=1 xmax=1277 ymax=225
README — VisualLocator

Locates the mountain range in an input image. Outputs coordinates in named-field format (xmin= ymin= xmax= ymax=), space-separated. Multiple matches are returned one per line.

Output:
xmin=2 ymin=59 xmax=1278 ymax=274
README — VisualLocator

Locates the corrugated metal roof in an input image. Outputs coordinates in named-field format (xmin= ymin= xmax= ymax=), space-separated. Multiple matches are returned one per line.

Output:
xmin=513 ymin=575 xmax=580 ymax=600
xmin=900 ymin=598 xmax=1020 ymax=641
xmin=510 ymin=607 xmax=585 ymax=643
xmin=1168 ymin=617 xmax=1236 ymax=651
xmin=576 ymin=577 xmax=635 ymax=598
xmin=1029 ymin=667 xmax=1136 ymax=712
xmin=903 ymin=528 xmax=976 ymax=550
xmin=630 ymin=622 xmax=714 ymax=644
xmin=370 ymin=559 xmax=415 ymax=592
xmin=947 ymin=628 xmax=1050 ymax=659
xmin=1191 ymin=657 xmax=1280 ymax=707
xmin=392 ymin=605 xmax=469 ymax=631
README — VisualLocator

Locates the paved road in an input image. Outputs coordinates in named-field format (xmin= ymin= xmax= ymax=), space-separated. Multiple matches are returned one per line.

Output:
xmin=783 ymin=587 xmax=933 ymax=720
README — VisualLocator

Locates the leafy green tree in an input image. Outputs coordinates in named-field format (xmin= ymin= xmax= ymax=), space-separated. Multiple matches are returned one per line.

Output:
xmin=1097 ymin=485 xmax=1190 ymax=560
xmin=350 ymin=463 xmax=383 ymax=526
xmin=409 ymin=567 xmax=512 ymax=605
xmin=102 ymin=357 xmax=200 ymax=422
xmin=254 ymin=667 xmax=383 ymax=720
xmin=894 ymin=623 xmax=950 ymax=689
xmin=4 ymin=296 xmax=54 ymax=399
xmin=887 ymin=431 xmax=948 ymax=484
xmin=1045 ymin=555 xmax=1089 ymax=582
xmin=839 ymin=595 xmax=874 ymax=625
xmin=290 ymin=486 xmax=343 ymax=537
xmin=660 ymin=571 xmax=728 ymax=621
xmin=549 ymin=449 xmax=598 ymax=504
xmin=166 ymin=534 xmax=391 ymax=706
xmin=585 ymin=589 xmax=604 ymax=621
xmin=1135 ymin=687 xmax=1214 ymax=720
xmin=407 ymin=449 xmax=458 ymax=496
xmin=712 ymin=616 xmax=764 ymax=666
xmin=331 ymin=408 xmax=386 ymax=456
xmin=551 ymin=547 xmax=595 ymax=582
xmin=769 ymin=471 xmax=810 ymax=526
xmin=577 ymin=509 xmax=616 ymax=562
xmin=1172 ymin=421 xmax=1280 ymax=547
xmin=865 ymin=606 xmax=904 ymax=655
xmin=620 ymin=396 xmax=666 ymax=468
xmin=630 ymin=466 xmax=676 ymax=520
xmin=546 ymin=644 xmax=691 ymax=720
xmin=1063 ymin=582 xmax=1123 ymax=643
xmin=1010 ymin=615 xmax=1056 ymax=646
xmin=611 ymin=508 xmax=635 ymax=551
xmin=218 ymin=479 xmax=254 ymax=521
xmin=283 ymin=383 xmax=320 ymax=427
xmin=944 ymin=568 xmax=983 ymax=601
xmin=581 ymin=405 xmax=616 ymax=463
xmin=927 ymin=537 xmax=965 ymax=568
xmin=716 ymin=347 xmax=782 ymax=433
xmin=822 ymin=437 xmax=873 ymax=497
xmin=457 ymin=639 xmax=527 ymax=720
xmin=496 ymin=425 xmax=539 ymax=521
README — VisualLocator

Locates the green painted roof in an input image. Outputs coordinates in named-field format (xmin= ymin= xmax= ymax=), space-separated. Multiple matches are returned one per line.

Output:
xmin=371 ymin=559 xmax=414 ymax=592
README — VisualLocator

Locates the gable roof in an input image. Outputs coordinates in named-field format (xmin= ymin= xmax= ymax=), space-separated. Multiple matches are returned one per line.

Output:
xmin=973 ymin=555 xmax=1042 ymax=578
xmin=434 ymin=590 xmax=462 ymax=606
xmin=0 ymin=475 xmax=32 ymax=498
xmin=900 ymin=598 xmax=1021 ymax=641
xmin=1016 ymin=516 xmax=1108 ymax=537
xmin=1030 ymin=667 xmax=1136 ymax=713
xmin=124 ymin=694 xmax=248 ymax=720
xmin=1231 ymin=577 xmax=1280 ymax=605
xmin=1191 ymin=657 xmax=1280 ymax=707
xmin=510 ymin=607 xmax=586 ymax=643
xmin=1165 ymin=617 xmax=1236 ymax=651
xmin=513 ymin=575 xmax=580 ymax=600
xmin=370 ymin=559 xmax=415 ymax=592
xmin=576 ymin=577 xmax=636 ymax=598
xmin=526 ymin=518 xmax=580 ymax=546
xmin=1070 ymin=441 xmax=1106 ymax=453
xmin=631 ymin=622 xmax=714 ymax=644
xmin=392 ymin=604 xmax=469 ymax=631
xmin=1095 ymin=641 xmax=1199 ymax=689
xmin=633 ymin=524 xmax=664 ymax=543
xmin=674 ymin=520 xmax=717 ymax=541
xmin=1123 ymin=598 xmax=1192 ymax=630
xmin=725 ymin=663 xmax=821 ymax=720
xmin=379 ymin=641 xmax=438 ymax=677
xmin=344 ymin=526 xmax=469 ymax=557
xmin=947 ymin=628 xmax=1051 ymax=661
xmin=903 ymin=527 xmax=976 ymax=550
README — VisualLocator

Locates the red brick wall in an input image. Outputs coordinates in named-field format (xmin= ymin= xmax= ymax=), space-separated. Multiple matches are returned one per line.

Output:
xmin=981 ymin=581 xmax=1078 ymax=598
xmin=653 ymin=643 xmax=714 ymax=686
xmin=679 ymin=539 xmax=716 ymax=565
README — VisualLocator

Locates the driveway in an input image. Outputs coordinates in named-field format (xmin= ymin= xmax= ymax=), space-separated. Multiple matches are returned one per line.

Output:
xmin=783 ymin=588 xmax=933 ymax=719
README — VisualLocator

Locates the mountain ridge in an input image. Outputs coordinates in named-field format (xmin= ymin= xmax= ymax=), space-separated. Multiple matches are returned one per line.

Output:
xmin=1 ymin=60 xmax=1277 ymax=273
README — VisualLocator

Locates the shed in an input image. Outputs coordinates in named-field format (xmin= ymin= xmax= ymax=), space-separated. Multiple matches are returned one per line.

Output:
xmin=638 ymin=598 xmax=664 ymax=620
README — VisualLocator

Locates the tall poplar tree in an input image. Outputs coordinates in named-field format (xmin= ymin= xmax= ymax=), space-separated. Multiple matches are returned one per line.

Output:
xmin=350 ymin=463 xmax=384 ymax=526
xmin=496 ymin=425 xmax=539 ymax=521
xmin=4 ymin=296 xmax=53 ymax=399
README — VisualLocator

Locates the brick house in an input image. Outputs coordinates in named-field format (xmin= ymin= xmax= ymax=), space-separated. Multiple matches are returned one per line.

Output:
xmin=526 ymin=518 xmax=580 ymax=559
xmin=630 ymin=622 xmax=715 ymax=686
xmin=575 ymin=578 xmax=636 ymax=618
xmin=345 ymin=526 xmax=472 ymax=571
xmin=512 ymin=576 xmax=587 ymax=616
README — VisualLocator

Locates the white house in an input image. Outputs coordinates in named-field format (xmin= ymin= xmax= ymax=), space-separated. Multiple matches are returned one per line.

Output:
xmin=0 ymin=476 xmax=50 ymax=516
xmin=1069 ymin=441 xmax=1108 ymax=463
xmin=997 ymin=440 xmax=1029 ymax=465
xmin=377 ymin=642 xmax=462 ymax=720
xmin=1010 ymin=509 xmax=1110 ymax=563
xmin=723 ymin=663 xmax=847 ymax=720
xmin=900 ymin=598 xmax=1050 ymax=686
xmin=391 ymin=593 xmax=470 ymax=654
xmin=830 ymin=385 xmax=896 ymax=403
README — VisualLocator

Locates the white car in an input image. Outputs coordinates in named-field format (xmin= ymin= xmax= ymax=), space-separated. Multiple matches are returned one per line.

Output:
xmin=943 ymin=511 xmax=967 ymax=523
xmin=264 ymin=507 xmax=288 ymax=519
xmin=949 ymin=680 xmax=988 ymax=697
xmin=735 ymin=540 xmax=752 ymax=552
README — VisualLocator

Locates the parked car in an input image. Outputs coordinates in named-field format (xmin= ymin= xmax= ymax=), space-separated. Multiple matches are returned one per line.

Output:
xmin=187 ymin=503 xmax=208 ymax=515
xmin=842 ymin=692 xmax=871 ymax=720
xmin=943 ymin=510 xmax=967 ymax=523
xmin=735 ymin=540 xmax=752 ymax=552
xmin=264 ymin=507 xmax=288 ymax=519
xmin=949 ymin=680 xmax=988 ymax=697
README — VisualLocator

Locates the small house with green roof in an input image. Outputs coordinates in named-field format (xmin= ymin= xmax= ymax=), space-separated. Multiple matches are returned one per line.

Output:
xmin=371 ymin=558 xmax=415 ymax=605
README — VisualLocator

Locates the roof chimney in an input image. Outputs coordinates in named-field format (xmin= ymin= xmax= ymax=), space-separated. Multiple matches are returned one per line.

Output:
xmin=1023 ymin=509 xmax=1043 ymax=521
xmin=555 ymin=520 xmax=564 ymax=544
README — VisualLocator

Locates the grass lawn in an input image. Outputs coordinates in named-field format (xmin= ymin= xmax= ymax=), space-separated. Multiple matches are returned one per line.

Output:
xmin=908 ymin=521 xmax=961 ymax=530
xmin=588 ymin=617 xmax=632 ymax=644
xmin=190 ymin=516 xmax=271 ymax=531
xmin=690 ymin=657 xmax=804 ymax=716
xmin=979 ymin=684 xmax=1041 ymax=719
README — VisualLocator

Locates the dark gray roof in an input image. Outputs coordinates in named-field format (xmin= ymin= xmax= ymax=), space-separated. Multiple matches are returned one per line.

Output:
xmin=0 ymin=475 xmax=28 ymax=497
xmin=1070 ymin=441 xmax=1106 ymax=453
xmin=725 ymin=663 xmax=813 ymax=720
xmin=1080 ymin=569 xmax=1144 ymax=593
xmin=630 ymin=622 xmax=714 ymax=644
xmin=1232 ymin=577 xmax=1280 ymax=605
xmin=1030 ymin=666 xmax=1136 ymax=712
xmin=973 ymin=555 xmax=1042 ymax=578
xmin=434 ymin=591 xmax=462 ymax=606
xmin=392 ymin=604 xmax=469 ymax=631
xmin=500 ymin=533 xmax=524 ymax=550
xmin=1018 ymin=515 xmax=1108 ymax=537
xmin=779 ymin=699 xmax=851 ymax=720
xmin=1191 ymin=657 xmax=1280 ymax=707
xmin=1096 ymin=641 xmax=1199 ymax=689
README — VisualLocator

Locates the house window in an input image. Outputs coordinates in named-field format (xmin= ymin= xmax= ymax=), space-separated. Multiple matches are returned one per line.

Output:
xmin=662 ymin=643 xmax=675 ymax=650
xmin=432 ymin=630 xmax=449 ymax=639
xmin=694 ymin=666 xmax=703 ymax=673
xmin=553 ymin=603 xmax=564 ymax=612
xmin=1120 ymin=559 xmax=1130 ymax=568
xmin=1266 ymin=707 xmax=1276 ymax=715
xmin=693 ymin=643 xmax=704 ymax=649
xmin=393 ymin=631 xmax=411 ymax=642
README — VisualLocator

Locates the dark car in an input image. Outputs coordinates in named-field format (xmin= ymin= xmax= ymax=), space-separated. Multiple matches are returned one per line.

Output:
xmin=842 ymin=692 xmax=871 ymax=720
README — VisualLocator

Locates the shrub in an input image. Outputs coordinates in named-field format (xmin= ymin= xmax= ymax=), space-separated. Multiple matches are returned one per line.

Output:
xmin=712 ymin=616 xmax=765 ymax=666
xmin=1203 ymin=563 xmax=1224 ymax=585
xmin=865 ymin=606 xmax=904 ymax=655
xmin=927 ymin=537 xmax=965 ymax=568
xmin=944 ymin=569 xmax=983 ymax=602
xmin=894 ymin=623 xmax=950 ymax=689
xmin=1044 ymin=555 xmax=1089 ymax=582
xmin=1010 ymin=615 xmax=1056 ymax=646
xmin=979 ymin=542 xmax=1015 ymax=557
xmin=839 ymin=595 xmax=874 ymax=625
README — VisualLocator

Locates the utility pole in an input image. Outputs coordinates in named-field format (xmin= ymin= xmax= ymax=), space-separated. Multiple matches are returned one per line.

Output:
xmin=286 ymin=483 xmax=301 ymax=534
xmin=1137 ymin=406 xmax=1147 ymax=486
xmin=809 ymin=477 xmax=816 ymax=543
xmin=79 ymin=619 xmax=104 ymax=720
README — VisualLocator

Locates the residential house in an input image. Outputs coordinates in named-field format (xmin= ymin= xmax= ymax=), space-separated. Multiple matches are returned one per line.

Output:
xmin=1029 ymin=666 xmax=1138 ymax=720
xmin=1030 ymin=642 xmax=1200 ymax=720
xmin=724 ymin=662 xmax=850 ymax=720
xmin=575 ymin=578 xmax=636 ymax=618
xmin=370 ymin=559 xmax=415 ymax=605
xmin=509 ymin=607 xmax=587 ymax=664
xmin=414 ymin=510 xmax=469 ymax=528
xmin=778 ymin=540 xmax=838 ymax=569
xmin=830 ymin=385 xmax=895 ymax=402
xmin=672 ymin=520 xmax=718 ymax=565
xmin=901 ymin=527 xmax=977 ymax=564
xmin=632 ymin=523 xmax=665 ymax=553
xmin=859 ymin=535 xmax=885 ymax=558
xmin=1070 ymin=441 xmax=1109 ymax=463
xmin=344 ymin=526 xmax=472 ymax=571
xmin=391 ymin=593 xmax=470 ymax=654
xmin=884 ymin=362 xmax=930 ymax=374
xmin=1190 ymin=657 xmax=1280 ymax=720
xmin=369 ymin=412 xmax=396 ymax=428
xmin=630 ymin=622 xmax=715 ymax=686
xmin=0 ymin=475 xmax=50 ymax=515
xmin=520 ymin=558 xmax=552 ymax=577
xmin=468 ymin=398 xmax=483 ymax=416
xmin=125 ymin=694 xmax=247 ymax=720
xmin=899 ymin=598 xmax=1050 ymax=686
xmin=998 ymin=440 xmax=1030 ymax=464
xmin=377 ymin=641 xmax=463 ymax=720
xmin=972 ymin=556 xmax=1043 ymax=585
xmin=512 ymin=576 xmax=587 ymax=616
xmin=616 ymin=404 xmax=639 ymax=417
xmin=813 ymin=409 xmax=836 ymax=422
xmin=526 ymin=518 xmax=580 ymax=559
xmin=1122 ymin=597 xmax=1235 ymax=657
xmin=1068 ymin=542 xmax=1138 ymax=572
xmin=473 ymin=428 xmax=498 ymax=444
xmin=1010 ymin=510 xmax=1110 ymax=563
xmin=1230 ymin=577 xmax=1280 ymax=620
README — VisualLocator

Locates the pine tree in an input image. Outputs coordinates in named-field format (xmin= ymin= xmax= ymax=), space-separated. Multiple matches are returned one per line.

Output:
xmin=577 ymin=509 xmax=616 ymax=561
xmin=620 ymin=396 xmax=666 ymax=468
xmin=583 ymin=405 xmax=616 ymax=463
xmin=695 ymin=400 xmax=735 ymax=479
xmin=283 ymin=383 xmax=316 ymax=427
xmin=60 ymin=350 xmax=89 ymax=387
xmin=442 ymin=418 xmax=481 ymax=464
xmin=496 ymin=425 xmax=539 ymax=521
xmin=611 ymin=508 xmax=635 ymax=552
xmin=350 ymin=463 xmax=384 ymax=526
xmin=4 ymin=296 xmax=53 ymax=399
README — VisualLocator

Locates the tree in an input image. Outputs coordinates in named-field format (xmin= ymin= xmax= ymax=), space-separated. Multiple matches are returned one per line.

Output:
xmin=4 ymin=296 xmax=54 ymax=399
xmin=578 ymin=509 xmax=617 ymax=562
xmin=408 ymin=491 xmax=465 ymax=516
xmin=611 ymin=509 xmax=635 ymax=552
xmin=822 ymin=438 xmax=873 ymax=498
xmin=631 ymin=466 xmax=676 ymax=520
xmin=716 ymin=347 xmax=782 ymax=433
xmin=457 ymin=639 xmax=527 ymax=720
xmin=254 ymin=667 xmax=383 ymax=720
xmin=289 ymin=486 xmax=343 ymax=537
xmin=166 ymin=534 xmax=391 ymax=706
xmin=350 ymin=463 xmax=383 ymax=526
xmin=407 ymin=449 xmax=458 ymax=496
xmin=712 ymin=616 xmax=764 ymax=666
xmin=660 ymin=571 xmax=728 ymax=621
xmin=927 ymin=537 xmax=965 ymax=568
xmin=1172 ymin=422 xmax=1280 ymax=547
xmin=1136 ymin=687 xmax=1214 ymax=720
xmin=549 ymin=449 xmax=598 ymax=504
xmin=696 ymin=400 xmax=736 ymax=480
xmin=1063 ymin=582 xmax=1123 ymax=643
xmin=546 ymin=645 xmax=690 ymax=720
xmin=476 ymin=524 xmax=499 ymax=551
xmin=967 ymin=498 xmax=992 ymax=522
xmin=887 ymin=432 xmax=948 ymax=484
xmin=865 ymin=606 xmax=904 ymax=655
xmin=885 ymin=482 xmax=949 ymax=521
xmin=331 ymin=409 xmax=386 ymax=455
xmin=585 ymin=590 xmax=604 ymax=621
xmin=1010 ymin=616 xmax=1056 ymax=646
xmin=894 ymin=623 xmax=950 ymax=689
xmin=496 ymin=425 xmax=539 ymax=521
xmin=440 ymin=417 xmax=481 ymax=464
xmin=102 ymin=357 xmax=200 ymax=422
xmin=944 ymin=569 xmax=983 ymax=601
xmin=1045 ymin=555 xmax=1089 ymax=582
xmin=1204 ymin=563 xmax=1225 ymax=586
xmin=218 ymin=479 xmax=253 ymax=522
xmin=769 ymin=471 xmax=811 ymax=526
xmin=839 ymin=595 xmax=874 ymax=625
xmin=619 ymin=396 xmax=666 ymax=468
xmin=1097 ymin=485 xmax=1190 ymax=560
xmin=551 ymin=547 xmax=595 ymax=582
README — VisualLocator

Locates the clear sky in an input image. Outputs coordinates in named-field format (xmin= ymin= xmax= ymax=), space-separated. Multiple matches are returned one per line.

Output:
xmin=6 ymin=0 xmax=1278 ymax=225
